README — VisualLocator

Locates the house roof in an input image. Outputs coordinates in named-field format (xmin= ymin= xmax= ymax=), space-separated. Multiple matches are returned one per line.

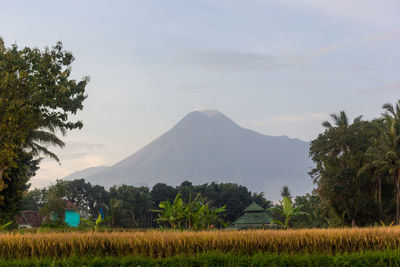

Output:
xmin=231 ymin=202 xmax=273 ymax=227
xmin=15 ymin=210 xmax=42 ymax=227
xmin=231 ymin=211 xmax=272 ymax=225
xmin=65 ymin=201 xmax=79 ymax=211
xmin=243 ymin=201 xmax=265 ymax=212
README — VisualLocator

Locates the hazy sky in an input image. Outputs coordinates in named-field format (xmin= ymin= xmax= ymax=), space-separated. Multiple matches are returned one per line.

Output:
xmin=1 ymin=0 xmax=399 ymax=188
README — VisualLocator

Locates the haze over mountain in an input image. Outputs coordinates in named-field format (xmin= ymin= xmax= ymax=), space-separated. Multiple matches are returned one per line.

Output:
xmin=62 ymin=166 xmax=109 ymax=181
xmin=80 ymin=110 xmax=314 ymax=200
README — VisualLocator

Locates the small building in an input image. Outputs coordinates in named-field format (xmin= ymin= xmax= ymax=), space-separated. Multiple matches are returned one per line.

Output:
xmin=15 ymin=210 xmax=43 ymax=229
xmin=45 ymin=201 xmax=81 ymax=227
xmin=64 ymin=201 xmax=80 ymax=227
xmin=230 ymin=202 xmax=277 ymax=229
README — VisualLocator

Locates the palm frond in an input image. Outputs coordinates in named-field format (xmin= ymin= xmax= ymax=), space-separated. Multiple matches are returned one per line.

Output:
xmin=383 ymin=103 xmax=395 ymax=116
xmin=322 ymin=121 xmax=332 ymax=129
xmin=29 ymin=131 xmax=65 ymax=148
xmin=30 ymin=143 xmax=61 ymax=163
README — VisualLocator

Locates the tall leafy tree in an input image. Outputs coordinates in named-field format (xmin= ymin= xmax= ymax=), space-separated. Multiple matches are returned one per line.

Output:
xmin=151 ymin=183 xmax=178 ymax=207
xmin=379 ymin=100 xmax=400 ymax=224
xmin=20 ymin=187 xmax=47 ymax=212
xmin=292 ymin=193 xmax=328 ymax=228
xmin=200 ymin=182 xmax=254 ymax=224
xmin=109 ymin=185 xmax=153 ymax=228
xmin=359 ymin=119 xmax=390 ymax=219
xmin=0 ymin=150 xmax=40 ymax=220
xmin=310 ymin=112 xmax=378 ymax=227
xmin=0 ymin=38 xmax=88 ymax=202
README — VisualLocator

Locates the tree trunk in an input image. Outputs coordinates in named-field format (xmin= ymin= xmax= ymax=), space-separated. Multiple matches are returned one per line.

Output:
xmin=378 ymin=177 xmax=382 ymax=217
xmin=0 ymin=167 xmax=6 ymax=192
xmin=352 ymin=210 xmax=357 ymax=228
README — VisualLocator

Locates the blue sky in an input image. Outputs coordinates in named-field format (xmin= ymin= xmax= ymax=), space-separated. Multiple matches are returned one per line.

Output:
xmin=1 ymin=0 xmax=399 ymax=187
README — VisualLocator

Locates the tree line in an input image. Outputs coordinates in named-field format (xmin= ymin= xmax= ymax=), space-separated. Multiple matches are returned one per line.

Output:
xmin=310 ymin=100 xmax=400 ymax=227
xmin=20 ymin=179 xmax=276 ymax=228
xmin=18 ymin=179 xmax=331 ymax=229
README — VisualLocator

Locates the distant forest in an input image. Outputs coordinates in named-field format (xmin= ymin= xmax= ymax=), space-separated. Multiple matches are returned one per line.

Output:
xmin=19 ymin=179 xmax=280 ymax=228
xmin=19 ymin=178 xmax=329 ymax=228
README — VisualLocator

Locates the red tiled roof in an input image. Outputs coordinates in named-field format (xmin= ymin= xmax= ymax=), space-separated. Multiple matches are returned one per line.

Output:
xmin=65 ymin=200 xmax=79 ymax=210
xmin=15 ymin=210 xmax=42 ymax=227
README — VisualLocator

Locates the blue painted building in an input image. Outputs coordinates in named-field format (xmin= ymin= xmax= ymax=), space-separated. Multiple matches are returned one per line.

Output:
xmin=64 ymin=201 xmax=80 ymax=227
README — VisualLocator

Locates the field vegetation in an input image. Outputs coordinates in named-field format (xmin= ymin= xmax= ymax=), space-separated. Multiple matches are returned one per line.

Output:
xmin=1 ymin=228 xmax=400 ymax=259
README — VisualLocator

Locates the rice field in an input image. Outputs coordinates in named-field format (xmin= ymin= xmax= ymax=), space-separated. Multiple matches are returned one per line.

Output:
xmin=1 ymin=227 xmax=400 ymax=259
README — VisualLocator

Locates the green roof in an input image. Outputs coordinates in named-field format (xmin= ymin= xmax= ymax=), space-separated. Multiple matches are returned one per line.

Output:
xmin=230 ymin=202 xmax=273 ymax=228
xmin=231 ymin=211 xmax=272 ymax=226
xmin=243 ymin=202 xmax=265 ymax=212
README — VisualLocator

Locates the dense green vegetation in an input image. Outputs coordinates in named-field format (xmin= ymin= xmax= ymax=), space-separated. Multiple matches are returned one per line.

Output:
xmin=21 ymin=179 xmax=272 ymax=228
xmin=154 ymin=192 xmax=227 ymax=229
xmin=2 ymin=251 xmax=400 ymax=267
xmin=0 ymin=38 xmax=88 ymax=221
xmin=310 ymin=100 xmax=400 ymax=227
xmin=269 ymin=196 xmax=309 ymax=229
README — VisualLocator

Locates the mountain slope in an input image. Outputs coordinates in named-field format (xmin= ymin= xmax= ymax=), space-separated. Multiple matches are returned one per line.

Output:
xmin=87 ymin=110 xmax=314 ymax=200
xmin=62 ymin=166 xmax=109 ymax=181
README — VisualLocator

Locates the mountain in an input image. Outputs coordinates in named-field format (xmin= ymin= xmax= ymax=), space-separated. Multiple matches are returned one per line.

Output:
xmin=62 ymin=166 xmax=109 ymax=181
xmin=87 ymin=110 xmax=314 ymax=200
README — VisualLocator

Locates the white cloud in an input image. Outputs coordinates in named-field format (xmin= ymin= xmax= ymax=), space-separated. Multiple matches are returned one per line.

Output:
xmin=178 ymin=28 xmax=400 ymax=71
xmin=303 ymin=28 xmax=400 ymax=60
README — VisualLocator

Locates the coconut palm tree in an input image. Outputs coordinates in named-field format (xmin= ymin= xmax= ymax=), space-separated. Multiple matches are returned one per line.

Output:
xmin=379 ymin=100 xmax=400 ymax=224
xmin=320 ymin=111 xmax=364 ymax=227
xmin=25 ymin=122 xmax=66 ymax=163
xmin=358 ymin=119 xmax=387 ymax=217
xmin=280 ymin=186 xmax=292 ymax=201
xmin=0 ymin=123 xmax=65 ymax=192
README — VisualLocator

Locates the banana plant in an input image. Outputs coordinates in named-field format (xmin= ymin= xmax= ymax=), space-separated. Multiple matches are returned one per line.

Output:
xmin=81 ymin=214 xmax=108 ymax=231
xmin=153 ymin=193 xmax=186 ymax=229
xmin=195 ymin=196 xmax=226 ymax=229
xmin=0 ymin=221 xmax=12 ymax=231
xmin=269 ymin=197 xmax=309 ymax=229
xmin=185 ymin=193 xmax=203 ymax=230
xmin=202 ymin=204 xmax=227 ymax=229
xmin=154 ymin=193 xmax=227 ymax=230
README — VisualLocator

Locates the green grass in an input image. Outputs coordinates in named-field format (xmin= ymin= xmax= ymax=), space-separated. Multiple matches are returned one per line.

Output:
xmin=2 ymin=251 xmax=400 ymax=267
